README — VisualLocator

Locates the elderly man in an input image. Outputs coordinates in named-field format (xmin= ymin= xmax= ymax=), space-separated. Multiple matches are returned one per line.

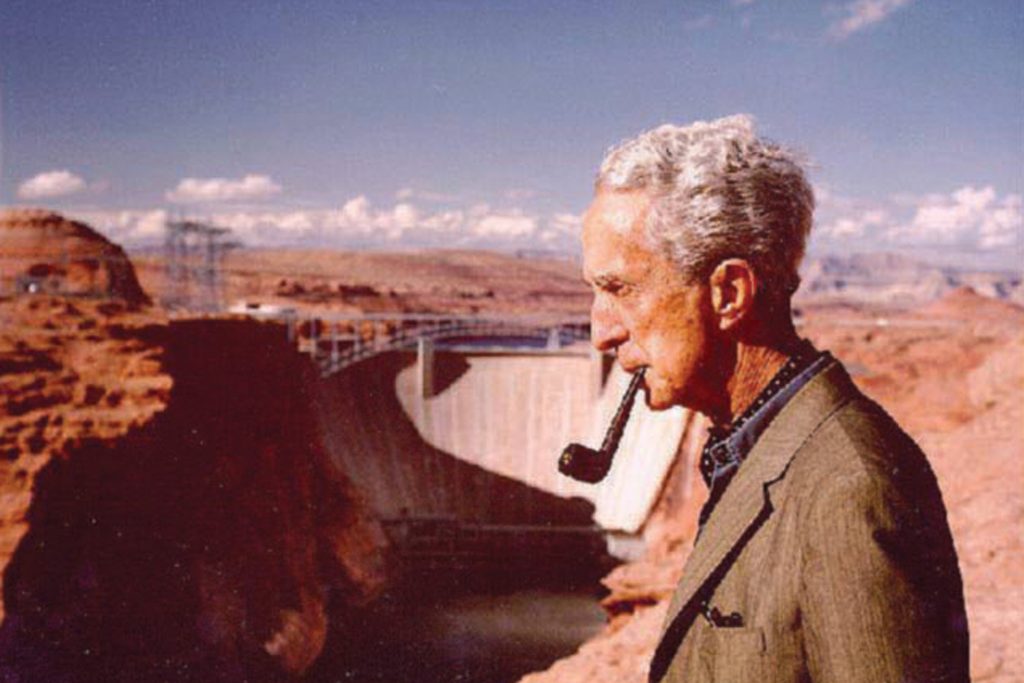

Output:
xmin=581 ymin=115 xmax=968 ymax=682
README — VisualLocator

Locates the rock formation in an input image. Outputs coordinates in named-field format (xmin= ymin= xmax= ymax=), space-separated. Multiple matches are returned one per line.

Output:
xmin=799 ymin=252 xmax=1021 ymax=306
xmin=0 ymin=208 xmax=150 ymax=306
xmin=0 ymin=298 xmax=388 ymax=682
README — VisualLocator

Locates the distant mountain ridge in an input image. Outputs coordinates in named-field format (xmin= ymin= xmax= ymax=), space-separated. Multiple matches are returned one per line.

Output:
xmin=798 ymin=252 xmax=1022 ymax=307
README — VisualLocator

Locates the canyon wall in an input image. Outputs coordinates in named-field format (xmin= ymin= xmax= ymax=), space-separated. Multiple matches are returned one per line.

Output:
xmin=0 ymin=300 xmax=387 ymax=682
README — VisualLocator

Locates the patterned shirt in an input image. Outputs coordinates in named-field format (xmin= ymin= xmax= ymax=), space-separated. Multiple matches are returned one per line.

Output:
xmin=697 ymin=341 xmax=831 ymax=530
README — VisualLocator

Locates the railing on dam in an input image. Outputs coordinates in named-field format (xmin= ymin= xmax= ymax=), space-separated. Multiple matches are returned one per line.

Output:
xmin=260 ymin=310 xmax=593 ymax=377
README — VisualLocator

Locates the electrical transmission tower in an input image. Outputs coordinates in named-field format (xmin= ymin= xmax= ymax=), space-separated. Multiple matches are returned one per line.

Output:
xmin=163 ymin=219 xmax=242 ymax=312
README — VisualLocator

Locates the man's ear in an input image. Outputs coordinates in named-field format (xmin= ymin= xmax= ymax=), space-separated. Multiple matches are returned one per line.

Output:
xmin=708 ymin=259 xmax=757 ymax=331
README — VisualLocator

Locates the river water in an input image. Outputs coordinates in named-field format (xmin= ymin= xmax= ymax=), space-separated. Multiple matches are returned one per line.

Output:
xmin=306 ymin=587 xmax=606 ymax=683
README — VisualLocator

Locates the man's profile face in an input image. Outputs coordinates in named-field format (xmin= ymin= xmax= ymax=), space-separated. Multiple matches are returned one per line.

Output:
xmin=581 ymin=189 xmax=716 ymax=411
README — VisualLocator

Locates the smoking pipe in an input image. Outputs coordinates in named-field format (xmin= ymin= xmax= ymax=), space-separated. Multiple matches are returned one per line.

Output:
xmin=558 ymin=368 xmax=645 ymax=483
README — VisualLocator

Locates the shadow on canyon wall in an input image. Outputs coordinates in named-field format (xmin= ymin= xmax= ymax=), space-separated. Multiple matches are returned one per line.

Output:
xmin=0 ymin=321 xmax=612 ymax=683
xmin=0 ymin=320 xmax=386 ymax=682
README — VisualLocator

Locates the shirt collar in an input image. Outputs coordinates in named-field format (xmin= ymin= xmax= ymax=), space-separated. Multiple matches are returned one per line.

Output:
xmin=699 ymin=341 xmax=830 ymax=489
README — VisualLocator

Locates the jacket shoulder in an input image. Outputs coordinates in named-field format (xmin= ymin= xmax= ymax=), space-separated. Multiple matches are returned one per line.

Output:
xmin=793 ymin=391 xmax=929 ymax=486
xmin=781 ymin=391 xmax=969 ymax=680
xmin=784 ymin=391 xmax=959 ymax=564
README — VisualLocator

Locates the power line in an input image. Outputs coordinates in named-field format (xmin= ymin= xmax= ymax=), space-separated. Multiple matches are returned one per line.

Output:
xmin=163 ymin=219 xmax=241 ymax=312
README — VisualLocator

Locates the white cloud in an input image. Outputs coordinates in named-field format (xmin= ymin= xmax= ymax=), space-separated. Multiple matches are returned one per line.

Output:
xmin=288 ymin=198 xmax=542 ymax=244
xmin=58 ymin=177 xmax=1020 ymax=267
xmin=165 ymin=174 xmax=282 ymax=203
xmin=61 ymin=191 xmax=582 ymax=253
xmin=18 ymin=170 xmax=87 ymax=200
xmin=978 ymin=197 xmax=1022 ymax=249
xmin=548 ymin=212 xmax=583 ymax=235
xmin=892 ymin=186 xmax=1022 ymax=249
xmin=276 ymin=211 xmax=316 ymax=234
xmin=64 ymin=208 xmax=168 ymax=244
xmin=821 ymin=208 xmax=889 ymax=239
xmin=130 ymin=209 xmax=170 ymax=239
xmin=339 ymin=195 xmax=372 ymax=224
xmin=814 ymin=185 xmax=1021 ymax=260
xmin=473 ymin=213 xmax=537 ymax=238
xmin=391 ymin=203 xmax=420 ymax=230
xmin=827 ymin=0 xmax=913 ymax=41
xmin=419 ymin=209 xmax=465 ymax=233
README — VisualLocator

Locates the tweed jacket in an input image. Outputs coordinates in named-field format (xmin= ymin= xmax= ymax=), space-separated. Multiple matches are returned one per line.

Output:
xmin=650 ymin=359 xmax=969 ymax=683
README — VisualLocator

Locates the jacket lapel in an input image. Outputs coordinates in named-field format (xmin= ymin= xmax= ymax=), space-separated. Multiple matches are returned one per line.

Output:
xmin=657 ymin=360 xmax=856 ymax=638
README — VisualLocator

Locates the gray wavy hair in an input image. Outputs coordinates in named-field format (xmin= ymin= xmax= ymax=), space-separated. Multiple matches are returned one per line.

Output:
xmin=596 ymin=114 xmax=814 ymax=312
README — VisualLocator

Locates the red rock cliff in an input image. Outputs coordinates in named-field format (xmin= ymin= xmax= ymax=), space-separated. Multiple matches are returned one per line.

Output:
xmin=0 ymin=297 xmax=388 ymax=682
xmin=0 ymin=209 xmax=150 ymax=306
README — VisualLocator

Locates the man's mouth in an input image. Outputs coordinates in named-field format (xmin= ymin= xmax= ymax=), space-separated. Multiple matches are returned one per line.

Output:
xmin=629 ymin=365 xmax=650 ymax=389
xmin=621 ymin=360 xmax=648 ymax=375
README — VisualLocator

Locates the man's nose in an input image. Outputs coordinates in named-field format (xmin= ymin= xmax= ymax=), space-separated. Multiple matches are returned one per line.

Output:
xmin=590 ymin=301 xmax=628 ymax=353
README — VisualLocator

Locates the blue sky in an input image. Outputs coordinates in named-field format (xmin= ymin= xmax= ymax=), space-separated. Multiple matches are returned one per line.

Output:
xmin=1 ymin=0 xmax=1021 ymax=268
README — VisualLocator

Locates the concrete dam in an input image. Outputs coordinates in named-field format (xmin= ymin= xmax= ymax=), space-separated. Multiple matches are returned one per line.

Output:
xmin=300 ymin=321 xmax=695 ymax=681
xmin=303 ymin=314 xmax=691 ymax=576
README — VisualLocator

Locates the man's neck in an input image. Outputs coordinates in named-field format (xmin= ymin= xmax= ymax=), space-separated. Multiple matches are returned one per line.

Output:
xmin=711 ymin=341 xmax=798 ymax=428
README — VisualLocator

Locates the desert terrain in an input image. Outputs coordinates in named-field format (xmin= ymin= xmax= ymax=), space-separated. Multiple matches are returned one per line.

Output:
xmin=131 ymin=247 xmax=591 ymax=319
xmin=1 ymin=209 xmax=1021 ymax=681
